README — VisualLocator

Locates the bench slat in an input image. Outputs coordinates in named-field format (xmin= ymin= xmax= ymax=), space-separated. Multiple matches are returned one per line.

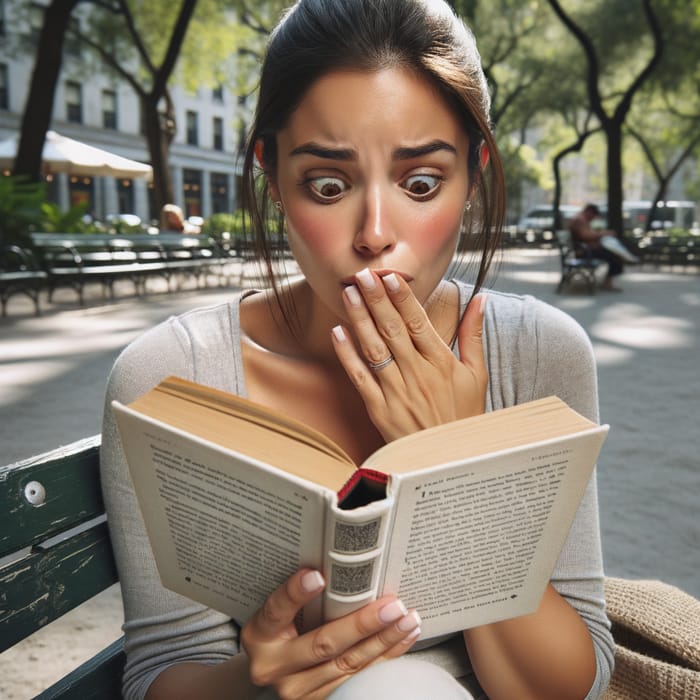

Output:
xmin=0 ymin=437 xmax=103 ymax=556
xmin=0 ymin=520 xmax=118 ymax=652
xmin=35 ymin=636 xmax=125 ymax=700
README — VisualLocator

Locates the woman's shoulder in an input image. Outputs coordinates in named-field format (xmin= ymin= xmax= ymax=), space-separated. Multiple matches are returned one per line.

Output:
xmin=107 ymin=294 xmax=250 ymax=404
xmin=454 ymin=279 xmax=587 ymax=343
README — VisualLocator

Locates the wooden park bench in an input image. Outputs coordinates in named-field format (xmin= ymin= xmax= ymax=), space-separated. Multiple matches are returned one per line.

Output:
xmin=2 ymin=437 xmax=698 ymax=698
xmin=554 ymin=229 xmax=603 ymax=294
xmin=0 ymin=437 xmax=123 ymax=699
xmin=0 ymin=244 xmax=48 ymax=316
xmin=29 ymin=232 xmax=238 ymax=306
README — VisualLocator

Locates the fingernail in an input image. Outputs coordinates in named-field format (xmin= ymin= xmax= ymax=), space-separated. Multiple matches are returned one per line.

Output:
xmin=397 ymin=610 xmax=421 ymax=632
xmin=379 ymin=599 xmax=408 ymax=623
xmin=479 ymin=293 xmax=488 ymax=313
xmin=344 ymin=285 xmax=362 ymax=307
xmin=402 ymin=626 xmax=422 ymax=644
xmin=332 ymin=325 xmax=346 ymax=343
xmin=355 ymin=267 xmax=376 ymax=290
xmin=382 ymin=273 xmax=400 ymax=293
xmin=301 ymin=571 xmax=324 ymax=593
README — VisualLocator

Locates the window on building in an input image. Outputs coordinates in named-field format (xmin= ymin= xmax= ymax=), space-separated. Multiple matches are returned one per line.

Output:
xmin=69 ymin=175 xmax=94 ymax=212
xmin=0 ymin=0 xmax=6 ymax=36
xmin=118 ymin=179 xmax=134 ymax=214
xmin=183 ymin=169 xmax=202 ymax=217
xmin=213 ymin=117 xmax=224 ymax=151
xmin=212 ymin=85 xmax=224 ymax=102
xmin=210 ymin=172 xmax=229 ymax=214
xmin=65 ymin=81 xmax=82 ymax=123
xmin=186 ymin=110 xmax=198 ymax=146
xmin=102 ymin=90 xmax=117 ymax=129
xmin=0 ymin=64 xmax=8 ymax=110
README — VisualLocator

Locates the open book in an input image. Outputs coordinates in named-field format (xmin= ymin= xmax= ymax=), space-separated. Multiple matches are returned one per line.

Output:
xmin=113 ymin=376 xmax=608 ymax=639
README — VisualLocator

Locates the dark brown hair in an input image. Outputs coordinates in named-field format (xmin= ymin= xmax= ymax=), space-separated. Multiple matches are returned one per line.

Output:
xmin=240 ymin=0 xmax=505 ymax=329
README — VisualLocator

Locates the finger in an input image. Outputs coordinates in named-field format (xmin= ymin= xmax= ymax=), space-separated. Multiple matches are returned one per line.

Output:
xmin=380 ymin=272 xmax=451 ymax=359
xmin=343 ymin=281 xmax=401 ymax=368
xmin=252 ymin=598 xmax=406 ymax=688
xmin=307 ymin=626 xmax=422 ymax=700
xmin=330 ymin=324 xmax=388 ymax=402
xmin=276 ymin=606 xmax=422 ymax=698
xmin=245 ymin=569 xmax=325 ymax=643
xmin=457 ymin=293 xmax=488 ymax=378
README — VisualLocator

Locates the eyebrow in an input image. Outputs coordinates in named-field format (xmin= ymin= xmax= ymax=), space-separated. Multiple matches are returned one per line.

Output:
xmin=289 ymin=143 xmax=355 ymax=160
xmin=288 ymin=139 xmax=457 ymax=161
xmin=393 ymin=140 xmax=457 ymax=160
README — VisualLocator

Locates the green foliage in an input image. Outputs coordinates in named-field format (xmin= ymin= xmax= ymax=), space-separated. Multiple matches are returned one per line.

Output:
xmin=40 ymin=201 xmax=91 ymax=233
xmin=104 ymin=217 xmax=144 ymax=234
xmin=201 ymin=211 xmax=245 ymax=240
xmin=0 ymin=176 xmax=46 ymax=247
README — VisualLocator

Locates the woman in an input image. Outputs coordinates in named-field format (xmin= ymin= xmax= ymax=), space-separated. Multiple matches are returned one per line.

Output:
xmin=101 ymin=1 xmax=614 ymax=698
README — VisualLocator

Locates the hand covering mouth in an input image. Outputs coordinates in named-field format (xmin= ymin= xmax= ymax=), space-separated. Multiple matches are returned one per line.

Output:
xmin=341 ymin=269 xmax=414 ymax=286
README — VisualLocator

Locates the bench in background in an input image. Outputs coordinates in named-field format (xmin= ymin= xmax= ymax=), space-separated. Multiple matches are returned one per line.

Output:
xmin=554 ymin=229 xmax=603 ymax=294
xmin=0 ymin=245 xmax=48 ymax=316
xmin=29 ymin=232 xmax=240 ymax=306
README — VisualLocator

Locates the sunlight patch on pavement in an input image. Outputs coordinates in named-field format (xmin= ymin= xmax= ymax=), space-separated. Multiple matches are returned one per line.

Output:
xmin=0 ymin=359 xmax=76 ymax=407
xmin=1 ymin=327 xmax=139 ymax=361
xmin=498 ymin=270 xmax=560 ymax=284
xmin=558 ymin=297 xmax=597 ymax=311
xmin=590 ymin=342 xmax=635 ymax=366
xmin=591 ymin=304 xmax=693 ymax=350
xmin=679 ymin=292 xmax=700 ymax=307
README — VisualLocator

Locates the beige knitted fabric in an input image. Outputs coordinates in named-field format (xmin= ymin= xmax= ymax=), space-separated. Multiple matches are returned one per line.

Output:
xmin=603 ymin=577 xmax=700 ymax=699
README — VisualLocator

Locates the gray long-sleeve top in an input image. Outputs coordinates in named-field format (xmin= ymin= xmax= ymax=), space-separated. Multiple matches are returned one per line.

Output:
xmin=100 ymin=281 xmax=614 ymax=699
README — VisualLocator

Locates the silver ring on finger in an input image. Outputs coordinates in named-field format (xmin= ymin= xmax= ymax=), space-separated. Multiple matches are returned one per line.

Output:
xmin=368 ymin=353 xmax=394 ymax=371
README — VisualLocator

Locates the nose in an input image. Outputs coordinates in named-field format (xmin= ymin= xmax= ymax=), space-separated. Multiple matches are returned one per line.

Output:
xmin=353 ymin=184 xmax=397 ymax=257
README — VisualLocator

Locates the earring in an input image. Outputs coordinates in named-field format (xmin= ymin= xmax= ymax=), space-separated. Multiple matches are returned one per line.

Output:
xmin=273 ymin=200 xmax=284 ymax=214
xmin=464 ymin=200 xmax=472 ymax=213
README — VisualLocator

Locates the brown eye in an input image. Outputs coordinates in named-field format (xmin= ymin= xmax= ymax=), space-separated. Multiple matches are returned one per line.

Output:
xmin=402 ymin=174 xmax=442 ymax=199
xmin=309 ymin=177 xmax=347 ymax=201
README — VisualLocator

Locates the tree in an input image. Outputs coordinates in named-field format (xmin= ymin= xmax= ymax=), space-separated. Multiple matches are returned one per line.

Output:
xmin=465 ymin=0 xmax=554 ymax=218
xmin=546 ymin=0 xmax=664 ymax=234
xmin=11 ymin=0 xmax=241 ymax=214
xmin=11 ymin=0 xmax=80 ymax=181
xmin=78 ymin=0 xmax=198 ymax=212
xmin=625 ymin=0 xmax=700 ymax=229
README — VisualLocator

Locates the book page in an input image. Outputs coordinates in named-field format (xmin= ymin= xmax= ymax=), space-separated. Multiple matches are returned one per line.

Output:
xmin=363 ymin=396 xmax=596 ymax=474
xmin=380 ymin=427 xmax=607 ymax=638
xmin=129 ymin=378 xmax=356 ymax=491
xmin=114 ymin=403 xmax=328 ymax=627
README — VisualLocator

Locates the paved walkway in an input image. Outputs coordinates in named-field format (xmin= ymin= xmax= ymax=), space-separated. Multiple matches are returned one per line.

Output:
xmin=1 ymin=249 xmax=699 ymax=697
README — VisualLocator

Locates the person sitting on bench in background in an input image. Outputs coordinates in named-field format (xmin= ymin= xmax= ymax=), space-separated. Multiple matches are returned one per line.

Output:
xmin=568 ymin=203 xmax=638 ymax=292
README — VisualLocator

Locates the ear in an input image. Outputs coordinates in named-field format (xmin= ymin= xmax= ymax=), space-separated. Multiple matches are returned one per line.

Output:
xmin=254 ymin=139 xmax=266 ymax=170
xmin=255 ymin=139 xmax=281 ymax=202
xmin=480 ymin=144 xmax=490 ymax=170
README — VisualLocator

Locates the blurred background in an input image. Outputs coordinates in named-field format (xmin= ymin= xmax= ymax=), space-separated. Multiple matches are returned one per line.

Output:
xmin=0 ymin=0 xmax=698 ymax=247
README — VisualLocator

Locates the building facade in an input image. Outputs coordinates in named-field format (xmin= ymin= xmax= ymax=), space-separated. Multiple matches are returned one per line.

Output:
xmin=0 ymin=0 xmax=243 ymax=226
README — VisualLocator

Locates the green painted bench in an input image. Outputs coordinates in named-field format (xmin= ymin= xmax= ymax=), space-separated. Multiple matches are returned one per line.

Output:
xmin=29 ymin=232 xmax=238 ymax=306
xmin=0 ymin=436 xmax=124 ymax=699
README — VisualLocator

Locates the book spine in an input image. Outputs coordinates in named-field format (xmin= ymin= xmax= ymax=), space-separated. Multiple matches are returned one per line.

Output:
xmin=321 ymin=495 xmax=394 ymax=620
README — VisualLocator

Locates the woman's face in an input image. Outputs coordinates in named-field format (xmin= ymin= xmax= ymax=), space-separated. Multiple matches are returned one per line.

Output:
xmin=270 ymin=67 xmax=471 ymax=322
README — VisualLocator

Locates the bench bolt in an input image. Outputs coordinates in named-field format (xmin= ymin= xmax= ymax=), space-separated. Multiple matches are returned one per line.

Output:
xmin=24 ymin=480 xmax=46 ymax=506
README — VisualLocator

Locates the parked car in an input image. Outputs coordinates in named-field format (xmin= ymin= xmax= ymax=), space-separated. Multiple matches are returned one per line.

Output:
xmin=517 ymin=205 xmax=579 ymax=232
xmin=623 ymin=200 xmax=697 ymax=231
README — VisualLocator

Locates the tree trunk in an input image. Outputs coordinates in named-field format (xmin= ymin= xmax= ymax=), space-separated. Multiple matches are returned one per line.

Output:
xmin=12 ymin=0 xmax=80 ymax=180
xmin=142 ymin=95 xmax=174 ymax=213
xmin=606 ymin=124 xmax=625 ymax=235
